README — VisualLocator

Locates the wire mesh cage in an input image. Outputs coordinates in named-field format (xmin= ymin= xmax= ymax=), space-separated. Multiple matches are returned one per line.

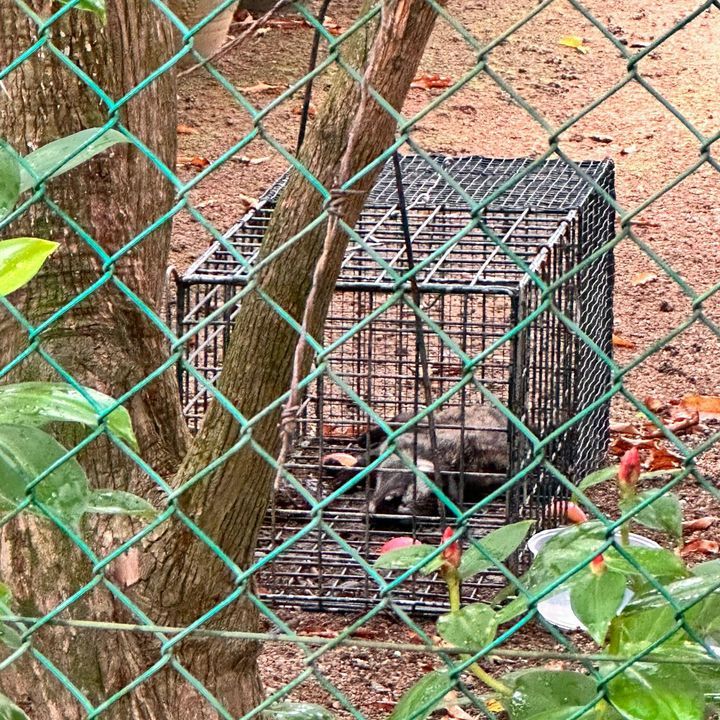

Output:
xmin=173 ymin=155 xmax=615 ymax=613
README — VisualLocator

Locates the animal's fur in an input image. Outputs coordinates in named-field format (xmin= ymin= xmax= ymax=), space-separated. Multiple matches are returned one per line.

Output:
xmin=367 ymin=404 xmax=508 ymax=518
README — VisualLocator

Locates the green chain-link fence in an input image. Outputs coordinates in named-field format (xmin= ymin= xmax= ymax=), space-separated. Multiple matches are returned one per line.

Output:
xmin=1 ymin=0 xmax=719 ymax=718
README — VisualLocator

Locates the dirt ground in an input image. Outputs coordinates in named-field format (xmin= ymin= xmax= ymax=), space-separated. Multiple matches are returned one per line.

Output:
xmin=170 ymin=1 xmax=720 ymax=716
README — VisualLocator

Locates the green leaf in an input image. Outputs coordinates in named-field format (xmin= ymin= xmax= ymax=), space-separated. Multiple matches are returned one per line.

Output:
xmin=388 ymin=671 xmax=454 ymax=720
xmin=603 ymin=546 xmax=688 ymax=587
xmin=608 ymin=605 xmax=677 ymax=655
xmin=0 ymin=147 xmax=20 ymax=220
xmin=495 ymin=595 xmax=530 ymax=624
xmin=0 ymin=382 xmax=138 ymax=449
xmin=0 ymin=424 xmax=88 ymax=528
xmin=570 ymin=568 xmax=627 ymax=645
xmin=0 ymin=623 xmax=22 ymax=650
xmin=577 ymin=465 xmax=618 ymax=492
xmin=606 ymin=663 xmax=704 ymax=720
xmin=19 ymin=128 xmax=127 ymax=193
xmin=626 ymin=575 xmax=720 ymax=614
xmin=459 ymin=521 xmax=534 ymax=580
xmin=620 ymin=491 xmax=682 ymax=540
xmin=437 ymin=603 xmax=498 ymax=651
xmin=504 ymin=669 xmax=597 ymax=720
xmin=0 ymin=693 xmax=30 ymax=720
xmin=57 ymin=0 xmax=106 ymax=19
xmin=374 ymin=545 xmax=435 ymax=570
xmin=266 ymin=703 xmax=334 ymax=720
xmin=86 ymin=490 xmax=156 ymax=519
xmin=0 ymin=238 xmax=57 ymax=297
xmin=523 ymin=522 xmax=607 ymax=594
xmin=690 ymin=559 xmax=720 ymax=578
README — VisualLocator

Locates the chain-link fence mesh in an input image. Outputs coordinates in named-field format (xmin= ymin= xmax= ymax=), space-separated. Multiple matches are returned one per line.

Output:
xmin=1 ymin=0 xmax=719 ymax=718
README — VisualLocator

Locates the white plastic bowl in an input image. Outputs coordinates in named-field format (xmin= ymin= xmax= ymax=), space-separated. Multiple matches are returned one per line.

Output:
xmin=526 ymin=526 xmax=660 ymax=632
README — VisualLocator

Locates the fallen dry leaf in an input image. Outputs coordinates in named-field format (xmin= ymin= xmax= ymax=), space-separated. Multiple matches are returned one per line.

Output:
xmin=231 ymin=155 xmax=271 ymax=165
xmin=558 ymin=35 xmax=589 ymax=54
xmin=612 ymin=333 xmax=636 ymax=349
xmin=644 ymin=396 xmax=667 ymax=414
xmin=178 ymin=155 xmax=210 ymax=169
xmin=680 ymin=539 xmax=720 ymax=557
xmin=239 ymin=82 xmax=285 ymax=94
xmin=681 ymin=395 xmax=720 ymax=421
xmin=446 ymin=705 xmax=477 ymax=720
xmin=237 ymin=192 xmax=259 ymax=208
xmin=411 ymin=73 xmax=453 ymax=90
xmin=254 ymin=26 xmax=270 ymax=37
xmin=177 ymin=124 xmax=198 ymax=135
xmin=621 ymin=144 xmax=638 ymax=155
xmin=644 ymin=410 xmax=700 ymax=439
xmin=485 ymin=700 xmax=504 ymax=714
xmin=610 ymin=435 xmax=656 ymax=455
xmin=647 ymin=445 xmax=683 ymax=471
xmin=610 ymin=422 xmax=641 ymax=436
xmin=631 ymin=271 xmax=658 ymax=286
xmin=590 ymin=134 xmax=613 ymax=143
xmin=683 ymin=516 xmax=717 ymax=532
xmin=266 ymin=17 xmax=306 ymax=30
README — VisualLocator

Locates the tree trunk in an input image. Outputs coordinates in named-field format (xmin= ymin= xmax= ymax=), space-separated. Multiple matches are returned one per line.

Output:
xmin=0 ymin=0 xmax=442 ymax=717
xmin=0 ymin=2 xmax=188 ymax=717
xmin=118 ymin=1 xmax=444 ymax=718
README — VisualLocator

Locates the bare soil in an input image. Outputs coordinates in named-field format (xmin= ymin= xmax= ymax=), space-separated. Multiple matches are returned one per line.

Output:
xmin=170 ymin=1 xmax=720 ymax=716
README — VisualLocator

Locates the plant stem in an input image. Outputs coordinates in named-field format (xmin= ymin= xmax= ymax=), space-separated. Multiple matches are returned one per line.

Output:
xmin=446 ymin=569 xmax=461 ymax=613
xmin=620 ymin=522 xmax=630 ymax=546
xmin=469 ymin=662 xmax=513 ymax=696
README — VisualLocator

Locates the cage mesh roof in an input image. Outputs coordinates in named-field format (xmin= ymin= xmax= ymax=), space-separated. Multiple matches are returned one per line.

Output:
xmin=184 ymin=155 xmax=613 ymax=290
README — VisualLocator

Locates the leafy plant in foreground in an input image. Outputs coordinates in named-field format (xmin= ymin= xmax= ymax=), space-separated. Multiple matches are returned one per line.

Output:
xmin=373 ymin=449 xmax=720 ymax=720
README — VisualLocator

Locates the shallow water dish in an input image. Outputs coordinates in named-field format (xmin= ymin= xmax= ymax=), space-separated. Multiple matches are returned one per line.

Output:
xmin=527 ymin=526 xmax=661 ymax=632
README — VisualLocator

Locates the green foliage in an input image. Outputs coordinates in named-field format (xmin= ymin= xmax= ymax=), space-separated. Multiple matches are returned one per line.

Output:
xmin=266 ymin=703 xmax=335 ymax=720
xmin=570 ymin=568 xmax=626 ymax=644
xmin=0 ymin=424 xmax=155 ymax=529
xmin=85 ymin=490 xmax=156 ymax=519
xmin=620 ymin=491 xmax=683 ymax=540
xmin=0 ymin=694 xmax=30 ymax=720
xmin=374 ymin=544 xmax=435 ymax=570
xmin=388 ymin=671 xmax=453 ymax=720
xmin=18 ymin=128 xmax=126 ymax=193
xmin=577 ymin=465 xmax=618 ymax=492
xmin=57 ymin=0 xmax=106 ymax=20
xmin=0 ymin=148 xmax=19 ymax=221
xmin=437 ymin=603 xmax=498 ymax=651
xmin=606 ymin=663 xmax=705 ymax=720
xmin=0 ymin=238 xmax=58 ymax=296
xmin=504 ymin=670 xmax=600 ymax=720
xmin=458 ymin=520 xmax=534 ymax=580
xmin=0 ymin=382 xmax=138 ymax=449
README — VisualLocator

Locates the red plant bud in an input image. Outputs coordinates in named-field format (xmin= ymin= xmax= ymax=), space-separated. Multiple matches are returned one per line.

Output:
xmin=378 ymin=536 xmax=420 ymax=556
xmin=441 ymin=527 xmax=462 ymax=569
xmin=590 ymin=553 xmax=606 ymax=576
xmin=618 ymin=447 xmax=641 ymax=489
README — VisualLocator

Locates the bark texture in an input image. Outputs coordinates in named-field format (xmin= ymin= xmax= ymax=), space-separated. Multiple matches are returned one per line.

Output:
xmin=0 ymin=2 xmax=187 ymax=717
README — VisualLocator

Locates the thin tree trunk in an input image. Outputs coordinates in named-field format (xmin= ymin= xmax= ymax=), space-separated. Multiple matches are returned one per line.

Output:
xmin=0 ymin=2 xmax=187 ymax=717
xmin=120 ymin=2 xmax=445 ymax=718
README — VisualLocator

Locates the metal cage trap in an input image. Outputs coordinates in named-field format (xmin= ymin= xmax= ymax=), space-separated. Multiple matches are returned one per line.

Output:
xmin=172 ymin=155 xmax=616 ymax=614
